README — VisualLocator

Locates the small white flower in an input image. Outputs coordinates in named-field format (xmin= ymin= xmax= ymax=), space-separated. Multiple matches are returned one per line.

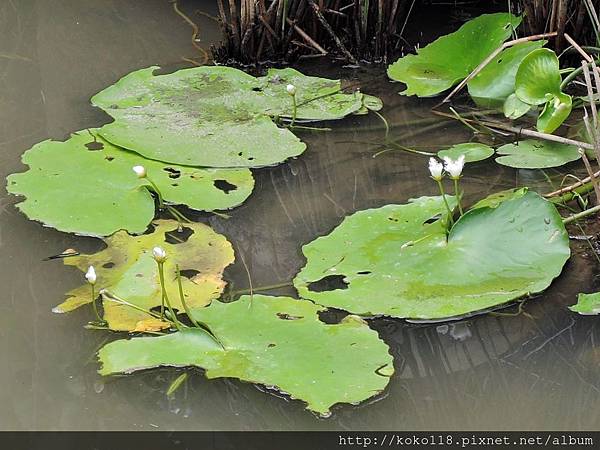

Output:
xmin=85 ymin=266 xmax=97 ymax=285
xmin=132 ymin=165 xmax=147 ymax=178
xmin=443 ymin=155 xmax=465 ymax=179
xmin=428 ymin=157 xmax=444 ymax=181
xmin=286 ymin=84 xmax=297 ymax=96
xmin=152 ymin=246 xmax=167 ymax=263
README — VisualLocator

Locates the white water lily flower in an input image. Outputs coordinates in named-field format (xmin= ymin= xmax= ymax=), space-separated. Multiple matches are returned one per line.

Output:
xmin=152 ymin=246 xmax=167 ymax=263
xmin=428 ymin=157 xmax=444 ymax=181
xmin=132 ymin=165 xmax=147 ymax=178
xmin=85 ymin=266 xmax=97 ymax=285
xmin=443 ymin=155 xmax=465 ymax=179
xmin=286 ymin=84 xmax=297 ymax=96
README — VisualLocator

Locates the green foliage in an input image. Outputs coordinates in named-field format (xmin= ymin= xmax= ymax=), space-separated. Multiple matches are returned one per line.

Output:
xmin=55 ymin=220 xmax=234 ymax=331
xmin=513 ymin=49 xmax=572 ymax=133
xmin=294 ymin=191 xmax=570 ymax=320
xmin=437 ymin=142 xmax=494 ymax=163
xmin=570 ymin=292 xmax=600 ymax=315
xmin=92 ymin=66 xmax=378 ymax=167
xmin=6 ymin=130 xmax=254 ymax=236
xmin=387 ymin=13 xmax=521 ymax=97
xmin=495 ymin=139 xmax=580 ymax=169
xmin=98 ymin=295 xmax=394 ymax=416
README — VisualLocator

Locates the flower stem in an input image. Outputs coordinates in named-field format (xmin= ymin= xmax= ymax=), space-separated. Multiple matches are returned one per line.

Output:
xmin=291 ymin=93 xmax=297 ymax=127
xmin=146 ymin=178 xmax=164 ymax=210
xmin=157 ymin=261 xmax=181 ymax=331
xmin=436 ymin=180 xmax=454 ymax=227
xmin=453 ymin=178 xmax=464 ymax=216
xmin=90 ymin=284 xmax=104 ymax=323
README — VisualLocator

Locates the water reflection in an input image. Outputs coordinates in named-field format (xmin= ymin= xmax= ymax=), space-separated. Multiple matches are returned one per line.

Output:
xmin=1 ymin=0 xmax=600 ymax=431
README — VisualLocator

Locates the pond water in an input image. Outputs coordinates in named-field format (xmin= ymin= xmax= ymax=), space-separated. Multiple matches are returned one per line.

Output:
xmin=2 ymin=0 xmax=600 ymax=431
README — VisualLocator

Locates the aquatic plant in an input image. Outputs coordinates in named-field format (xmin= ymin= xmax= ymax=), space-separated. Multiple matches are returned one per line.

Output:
xmin=570 ymin=292 xmax=600 ymax=315
xmin=53 ymin=220 xmax=234 ymax=332
xmin=294 ymin=189 xmax=570 ymax=320
xmin=495 ymin=139 xmax=581 ymax=169
xmin=97 ymin=294 xmax=394 ymax=416
xmin=91 ymin=66 xmax=381 ymax=168
xmin=6 ymin=130 xmax=254 ymax=236
xmin=443 ymin=155 xmax=465 ymax=216
xmin=437 ymin=143 xmax=494 ymax=163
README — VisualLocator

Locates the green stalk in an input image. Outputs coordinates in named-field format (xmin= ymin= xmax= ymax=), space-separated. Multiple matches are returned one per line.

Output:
xmin=291 ymin=93 xmax=297 ymax=127
xmin=157 ymin=261 xmax=181 ymax=331
xmin=90 ymin=284 xmax=104 ymax=323
xmin=146 ymin=178 xmax=164 ymax=209
xmin=436 ymin=179 xmax=454 ymax=227
xmin=453 ymin=178 xmax=464 ymax=216
xmin=562 ymin=204 xmax=600 ymax=224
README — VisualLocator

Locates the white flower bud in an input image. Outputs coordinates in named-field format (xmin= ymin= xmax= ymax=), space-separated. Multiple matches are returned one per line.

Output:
xmin=428 ymin=158 xmax=444 ymax=181
xmin=132 ymin=165 xmax=146 ymax=178
xmin=85 ymin=266 xmax=97 ymax=285
xmin=152 ymin=246 xmax=167 ymax=263
xmin=286 ymin=84 xmax=296 ymax=96
xmin=443 ymin=155 xmax=465 ymax=179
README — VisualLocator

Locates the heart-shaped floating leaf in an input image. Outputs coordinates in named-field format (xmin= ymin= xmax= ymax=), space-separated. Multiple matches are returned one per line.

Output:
xmin=92 ymin=66 xmax=373 ymax=168
xmin=570 ymin=292 xmax=600 ymax=315
xmin=495 ymin=139 xmax=580 ymax=169
xmin=294 ymin=190 xmax=570 ymax=320
xmin=98 ymin=295 xmax=394 ymax=416
xmin=537 ymin=91 xmax=573 ymax=134
xmin=54 ymin=220 xmax=234 ymax=331
xmin=387 ymin=13 xmax=521 ymax=97
xmin=515 ymin=48 xmax=562 ymax=104
xmin=437 ymin=142 xmax=494 ymax=163
xmin=6 ymin=130 xmax=254 ymax=236
xmin=468 ymin=40 xmax=545 ymax=107
xmin=503 ymin=93 xmax=532 ymax=119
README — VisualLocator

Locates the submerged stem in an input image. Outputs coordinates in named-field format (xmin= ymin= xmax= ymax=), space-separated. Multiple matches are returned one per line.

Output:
xmin=562 ymin=204 xmax=600 ymax=224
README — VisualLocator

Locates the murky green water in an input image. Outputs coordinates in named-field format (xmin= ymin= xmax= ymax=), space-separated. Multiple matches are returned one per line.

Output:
xmin=2 ymin=0 xmax=600 ymax=431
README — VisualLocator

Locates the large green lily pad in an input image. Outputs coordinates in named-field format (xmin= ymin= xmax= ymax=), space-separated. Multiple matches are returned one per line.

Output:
xmin=54 ymin=220 xmax=234 ymax=331
xmin=294 ymin=190 xmax=570 ymax=320
xmin=387 ymin=13 xmax=521 ymax=97
xmin=467 ymin=40 xmax=545 ymax=107
xmin=570 ymin=292 xmax=600 ymax=315
xmin=98 ymin=295 xmax=394 ymax=415
xmin=495 ymin=139 xmax=580 ymax=169
xmin=6 ymin=130 xmax=254 ymax=236
xmin=92 ymin=66 xmax=371 ymax=168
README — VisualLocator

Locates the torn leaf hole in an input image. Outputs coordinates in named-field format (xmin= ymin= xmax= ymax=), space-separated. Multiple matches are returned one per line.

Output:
xmin=276 ymin=312 xmax=303 ymax=320
xmin=307 ymin=275 xmax=349 ymax=292
xmin=85 ymin=141 xmax=104 ymax=151
xmin=357 ymin=271 xmax=371 ymax=275
xmin=105 ymin=156 xmax=114 ymax=161
xmin=102 ymin=262 xmax=115 ymax=269
xmin=180 ymin=269 xmax=200 ymax=279
xmin=423 ymin=213 xmax=442 ymax=225
xmin=164 ymin=226 xmax=194 ymax=244
xmin=163 ymin=167 xmax=181 ymax=179
xmin=213 ymin=179 xmax=237 ymax=194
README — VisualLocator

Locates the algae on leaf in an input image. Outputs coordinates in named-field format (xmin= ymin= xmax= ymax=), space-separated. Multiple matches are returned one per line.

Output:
xmin=387 ymin=13 xmax=521 ymax=97
xmin=54 ymin=220 xmax=234 ymax=331
xmin=294 ymin=191 xmax=570 ymax=320
xmin=6 ymin=130 xmax=254 ymax=236
xmin=495 ymin=139 xmax=580 ymax=169
xmin=92 ymin=66 xmax=374 ymax=168
xmin=98 ymin=295 xmax=394 ymax=416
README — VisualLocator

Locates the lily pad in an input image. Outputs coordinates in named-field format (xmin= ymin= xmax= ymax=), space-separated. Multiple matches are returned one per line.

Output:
xmin=495 ymin=139 xmax=580 ymax=169
xmin=98 ymin=295 xmax=394 ymax=415
xmin=503 ymin=93 xmax=532 ymax=119
xmin=92 ymin=66 xmax=372 ymax=167
xmin=438 ymin=142 xmax=494 ymax=163
xmin=6 ymin=130 xmax=254 ymax=236
xmin=294 ymin=191 xmax=570 ymax=320
xmin=570 ymin=292 xmax=600 ymax=315
xmin=387 ymin=13 xmax=521 ymax=97
xmin=54 ymin=220 xmax=234 ymax=331
xmin=515 ymin=48 xmax=562 ymax=104
xmin=468 ymin=40 xmax=545 ymax=107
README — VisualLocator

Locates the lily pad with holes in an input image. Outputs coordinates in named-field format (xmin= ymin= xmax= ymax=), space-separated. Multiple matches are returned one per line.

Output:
xmin=98 ymin=295 xmax=394 ymax=416
xmin=387 ymin=13 xmax=521 ymax=97
xmin=495 ymin=139 xmax=580 ymax=169
xmin=570 ymin=292 xmax=600 ymax=315
xmin=6 ymin=130 xmax=254 ymax=236
xmin=53 ymin=220 xmax=234 ymax=331
xmin=293 ymin=190 xmax=570 ymax=320
xmin=437 ymin=142 xmax=494 ymax=163
xmin=467 ymin=40 xmax=545 ymax=107
xmin=92 ymin=66 xmax=374 ymax=168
